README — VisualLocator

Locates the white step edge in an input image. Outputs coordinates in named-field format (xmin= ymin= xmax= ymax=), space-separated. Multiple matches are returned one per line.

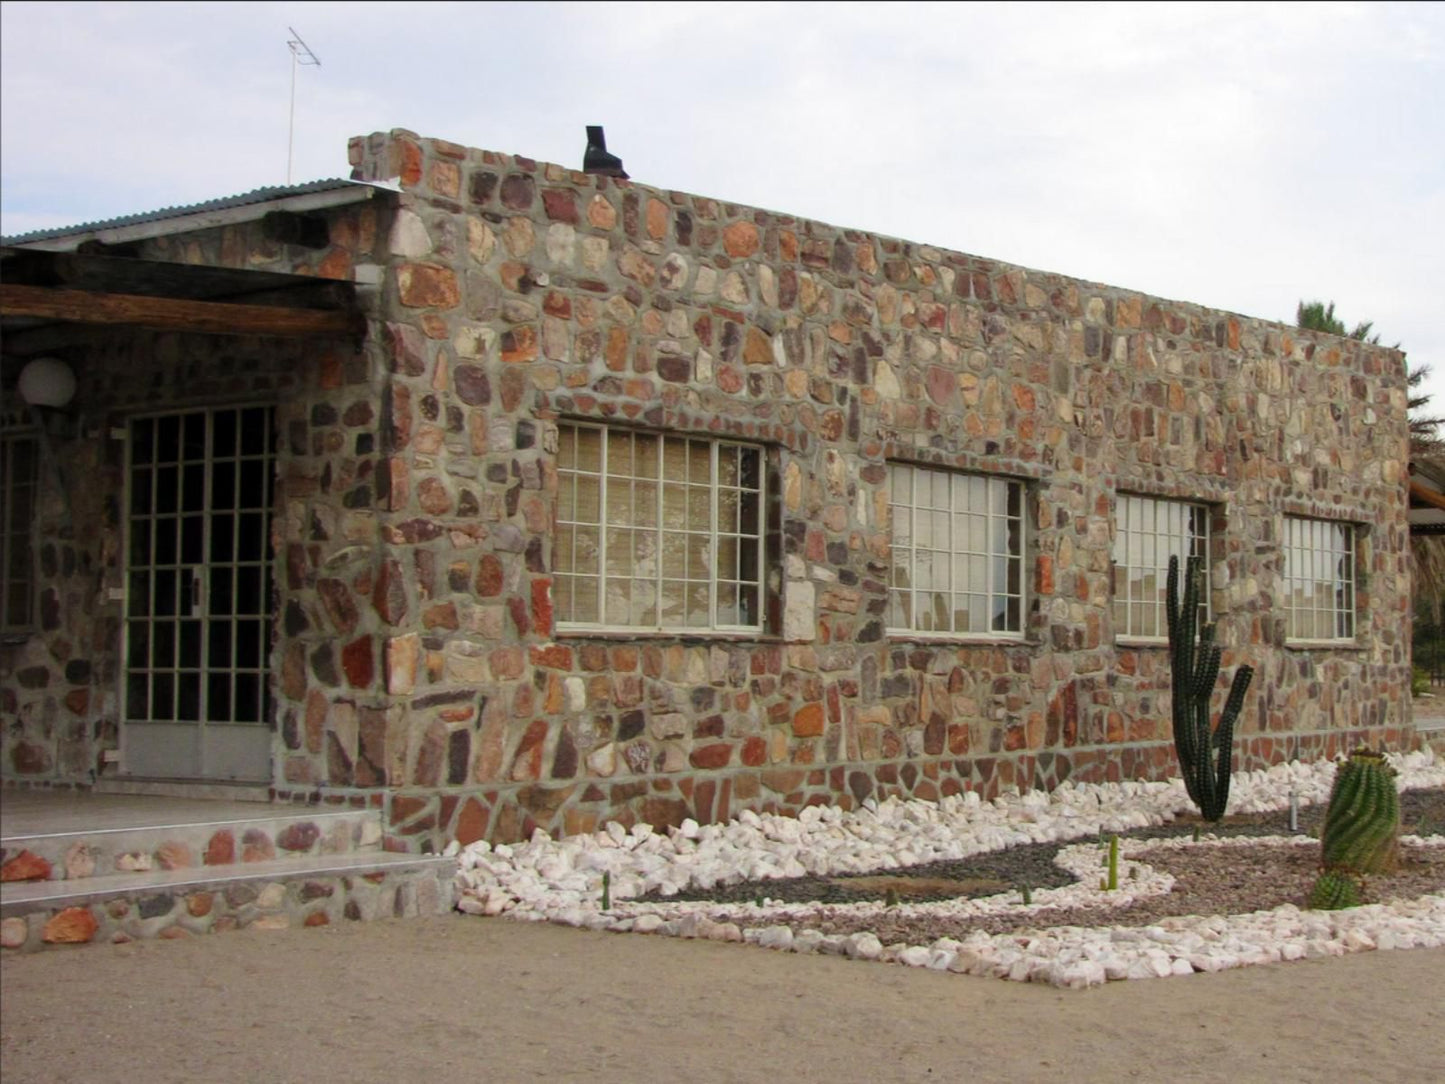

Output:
xmin=1 ymin=851 xmax=455 ymax=915
xmin=1 ymin=806 xmax=374 ymax=845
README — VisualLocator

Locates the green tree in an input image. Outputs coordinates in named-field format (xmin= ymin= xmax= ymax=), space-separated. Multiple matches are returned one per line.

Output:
xmin=1295 ymin=299 xmax=1441 ymax=451
xmin=1295 ymin=300 xmax=1444 ymax=634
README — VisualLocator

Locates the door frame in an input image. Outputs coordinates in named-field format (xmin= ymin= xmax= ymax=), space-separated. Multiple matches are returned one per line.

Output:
xmin=117 ymin=403 xmax=277 ymax=782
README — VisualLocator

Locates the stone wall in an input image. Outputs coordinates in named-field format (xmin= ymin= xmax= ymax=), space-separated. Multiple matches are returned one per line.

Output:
xmin=2 ymin=130 xmax=1414 ymax=851
xmin=1 ymin=198 xmax=391 ymax=784
xmin=284 ymin=129 xmax=1410 ymax=848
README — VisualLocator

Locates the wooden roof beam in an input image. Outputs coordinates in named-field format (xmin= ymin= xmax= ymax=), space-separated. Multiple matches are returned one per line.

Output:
xmin=0 ymin=283 xmax=363 ymax=340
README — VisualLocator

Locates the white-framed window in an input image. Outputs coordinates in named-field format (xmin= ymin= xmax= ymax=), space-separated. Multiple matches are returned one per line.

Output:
xmin=886 ymin=463 xmax=1025 ymax=637
xmin=0 ymin=433 xmax=39 ymax=634
xmin=1112 ymin=495 xmax=1211 ymax=640
xmin=554 ymin=422 xmax=765 ymax=633
xmin=1283 ymin=516 xmax=1356 ymax=642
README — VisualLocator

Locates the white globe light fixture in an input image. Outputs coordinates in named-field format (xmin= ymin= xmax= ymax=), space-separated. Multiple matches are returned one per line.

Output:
xmin=17 ymin=357 xmax=77 ymax=409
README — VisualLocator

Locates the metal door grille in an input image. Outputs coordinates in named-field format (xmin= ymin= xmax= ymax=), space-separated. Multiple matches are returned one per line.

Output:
xmin=124 ymin=406 xmax=275 ymax=726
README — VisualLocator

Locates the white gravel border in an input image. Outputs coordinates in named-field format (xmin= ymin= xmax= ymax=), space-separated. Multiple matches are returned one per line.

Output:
xmin=451 ymin=750 xmax=1445 ymax=988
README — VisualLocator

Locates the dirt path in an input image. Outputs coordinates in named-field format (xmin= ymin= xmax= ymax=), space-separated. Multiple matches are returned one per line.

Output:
xmin=3 ymin=915 xmax=1442 ymax=1083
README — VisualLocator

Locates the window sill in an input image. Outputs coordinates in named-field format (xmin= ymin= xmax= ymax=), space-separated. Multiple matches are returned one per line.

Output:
xmin=1116 ymin=637 xmax=1171 ymax=649
xmin=1285 ymin=639 xmax=1365 ymax=652
xmin=886 ymin=632 xmax=1037 ymax=648
xmin=555 ymin=627 xmax=778 ymax=644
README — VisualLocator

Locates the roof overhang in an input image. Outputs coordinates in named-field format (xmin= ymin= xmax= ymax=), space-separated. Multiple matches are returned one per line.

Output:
xmin=0 ymin=246 xmax=365 ymax=347
xmin=4 ymin=181 xmax=390 ymax=252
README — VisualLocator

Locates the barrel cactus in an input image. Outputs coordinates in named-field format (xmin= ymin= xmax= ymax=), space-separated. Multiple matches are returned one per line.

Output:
xmin=1320 ymin=748 xmax=1400 ymax=875
xmin=1307 ymin=869 xmax=1361 ymax=910
xmin=1166 ymin=554 xmax=1254 ymax=822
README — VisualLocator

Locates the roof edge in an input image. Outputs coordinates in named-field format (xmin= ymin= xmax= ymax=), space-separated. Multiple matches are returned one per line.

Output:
xmin=2 ymin=179 xmax=395 ymax=251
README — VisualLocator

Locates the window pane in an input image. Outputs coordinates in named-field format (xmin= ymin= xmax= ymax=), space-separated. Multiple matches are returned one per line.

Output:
xmin=1283 ymin=516 xmax=1354 ymax=642
xmin=1113 ymin=495 xmax=1209 ymax=639
xmin=556 ymin=424 xmax=764 ymax=632
xmin=886 ymin=463 xmax=1024 ymax=636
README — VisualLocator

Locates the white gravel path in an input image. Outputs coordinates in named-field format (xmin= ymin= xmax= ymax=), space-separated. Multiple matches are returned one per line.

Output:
xmin=451 ymin=750 xmax=1445 ymax=987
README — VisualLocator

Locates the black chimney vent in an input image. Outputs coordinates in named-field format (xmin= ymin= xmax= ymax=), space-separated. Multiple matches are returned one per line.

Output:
xmin=583 ymin=126 xmax=628 ymax=179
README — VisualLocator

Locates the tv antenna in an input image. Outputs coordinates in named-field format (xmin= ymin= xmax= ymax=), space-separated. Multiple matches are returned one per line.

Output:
xmin=286 ymin=27 xmax=321 ymax=184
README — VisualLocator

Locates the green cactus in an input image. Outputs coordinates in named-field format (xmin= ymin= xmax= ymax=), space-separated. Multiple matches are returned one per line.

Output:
xmin=1307 ymin=869 xmax=1361 ymax=910
xmin=1166 ymin=554 xmax=1254 ymax=822
xmin=1107 ymin=834 xmax=1119 ymax=890
xmin=1320 ymin=748 xmax=1400 ymax=875
xmin=601 ymin=870 xmax=611 ymax=911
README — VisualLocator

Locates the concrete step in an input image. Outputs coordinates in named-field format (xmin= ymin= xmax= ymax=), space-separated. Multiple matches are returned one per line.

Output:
xmin=1 ymin=850 xmax=456 ymax=951
xmin=1 ymin=794 xmax=382 ymax=885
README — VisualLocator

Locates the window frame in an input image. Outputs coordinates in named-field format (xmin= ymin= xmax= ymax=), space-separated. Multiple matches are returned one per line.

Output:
xmin=553 ymin=421 xmax=768 ymax=635
xmin=1111 ymin=494 xmax=1212 ymax=644
xmin=885 ymin=462 xmax=1027 ymax=640
xmin=1282 ymin=515 xmax=1357 ymax=644
xmin=0 ymin=430 xmax=39 ymax=637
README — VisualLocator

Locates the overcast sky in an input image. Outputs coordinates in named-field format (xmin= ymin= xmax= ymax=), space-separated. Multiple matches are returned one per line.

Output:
xmin=3 ymin=1 xmax=1442 ymax=415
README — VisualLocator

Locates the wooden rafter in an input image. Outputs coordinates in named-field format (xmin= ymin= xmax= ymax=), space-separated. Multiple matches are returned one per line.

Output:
xmin=1411 ymin=477 xmax=1445 ymax=513
xmin=0 ymin=283 xmax=363 ymax=339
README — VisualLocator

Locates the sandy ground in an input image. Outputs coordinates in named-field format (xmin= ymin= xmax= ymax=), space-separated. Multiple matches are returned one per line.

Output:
xmin=2 ymin=915 xmax=1442 ymax=1084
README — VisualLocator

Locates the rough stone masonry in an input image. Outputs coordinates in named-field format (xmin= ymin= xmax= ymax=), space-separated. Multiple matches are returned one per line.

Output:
xmin=0 ymin=128 xmax=1413 ymax=850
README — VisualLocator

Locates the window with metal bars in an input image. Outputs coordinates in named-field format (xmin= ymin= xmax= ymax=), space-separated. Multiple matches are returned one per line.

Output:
xmin=554 ymin=423 xmax=765 ymax=632
xmin=886 ymin=463 xmax=1025 ymax=637
xmin=1112 ymin=495 xmax=1211 ymax=640
xmin=0 ymin=434 xmax=38 ymax=634
xmin=1283 ymin=516 xmax=1356 ymax=642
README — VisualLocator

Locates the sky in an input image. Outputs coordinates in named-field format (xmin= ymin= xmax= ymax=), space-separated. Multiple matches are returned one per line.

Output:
xmin=2 ymin=0 xmax=1443 ymax=416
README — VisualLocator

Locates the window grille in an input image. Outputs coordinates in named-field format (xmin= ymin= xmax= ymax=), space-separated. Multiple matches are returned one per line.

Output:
xmin=555 ymin=423 xmax=765 ymax=632
xmin=1283 ymin=516 xmax=1356 ymax=641
xmin=1112 ymin=495 xmax=1211 ymax=640
xmin=887 ymin=463 xmax=1025 ymax=636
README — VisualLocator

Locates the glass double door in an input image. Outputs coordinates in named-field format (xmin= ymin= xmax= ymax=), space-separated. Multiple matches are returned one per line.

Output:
xmin=122 ymin=406 xmax=275 ymax=781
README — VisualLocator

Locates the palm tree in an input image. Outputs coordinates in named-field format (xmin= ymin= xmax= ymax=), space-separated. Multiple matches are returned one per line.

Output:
xmin=1294 ymin=300 xmax=1444 ymax=624
xmin=1295 ymin=300 xmax=1442 ymax=450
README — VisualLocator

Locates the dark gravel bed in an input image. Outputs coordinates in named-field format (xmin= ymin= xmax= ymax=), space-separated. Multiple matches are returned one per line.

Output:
xmin=638 ymin=787 xmax=1445 ymax=909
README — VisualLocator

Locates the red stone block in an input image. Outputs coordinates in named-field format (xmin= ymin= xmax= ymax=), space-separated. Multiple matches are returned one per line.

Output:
xmin=740 ymin=736 xmax=768 ymax=767
xmin=397 ymin=263 xmax=460 ymax=309
xmin=205 ymin=830 xmax=236 ymax=866
xmin=42 ymin=906 xmax=97 ymax=944
xmin=689 ymin=743 xmax=732 ymax=770
xmin=792 ymin=703 xmax=824 ymax=737
xmin=1 ymin=850 xmax=51 ymax=882
xmin=341 ymin=636 xmax=375 ymax=690
xmin=529 ymin=644 xmax=574 ymax=671
xmin=531 ymin=577 xmax=553 ymax=634
xmin=277 ymin=822 xmax=320 ymax=852
xmin=541 ymin=188 xmax=578 ymax=223
xmin=501 ymin=325 xmax=539 ymax=363
xmin=454 ymin=797 xmax=489 ymax=846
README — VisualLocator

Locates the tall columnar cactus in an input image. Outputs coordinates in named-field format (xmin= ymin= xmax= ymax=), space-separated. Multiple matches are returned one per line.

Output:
xmin=1320 ymin=748 xmax=1400 ymax=875
xmin=1166 ymin=554 xmax=1254 ymax=822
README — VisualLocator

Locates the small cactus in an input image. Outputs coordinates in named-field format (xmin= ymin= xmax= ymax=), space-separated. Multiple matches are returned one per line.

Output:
xmin=1308 ymin=869 xmax=1361 ymax=910
xmin=1320 ymin=748 xmax=1400 ymax=875
xmin=1019 ymin=883 xmax=1033 ymax=906
xmin=884 ymin=886 xmax=900 ymax=908
xmin=601 ymin=870 xmax=611 ymax=911
xmin=1107 ymin=834 xmax=1119 ymax=891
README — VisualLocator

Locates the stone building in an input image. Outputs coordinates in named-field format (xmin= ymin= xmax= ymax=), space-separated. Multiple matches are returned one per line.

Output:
xmin=0 ymin=128 xmax=1416 ymax=849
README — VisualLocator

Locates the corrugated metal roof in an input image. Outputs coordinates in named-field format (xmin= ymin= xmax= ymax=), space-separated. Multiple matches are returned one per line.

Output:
xmin=1 ymin=178 xmax=368 ymax=245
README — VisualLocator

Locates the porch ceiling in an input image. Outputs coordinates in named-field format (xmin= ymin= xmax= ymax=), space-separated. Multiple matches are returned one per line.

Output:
xmin=0 ymin=246 xmax=365 ymax=347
